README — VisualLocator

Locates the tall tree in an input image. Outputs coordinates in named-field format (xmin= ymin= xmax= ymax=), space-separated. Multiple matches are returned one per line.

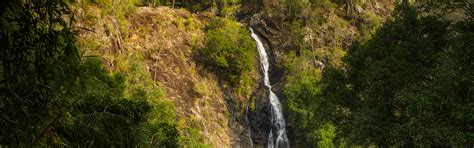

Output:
xmin=321 ymin=1 xmax=473 ymax=146
xmin=0 ymin=0 xmax=80 ymax=144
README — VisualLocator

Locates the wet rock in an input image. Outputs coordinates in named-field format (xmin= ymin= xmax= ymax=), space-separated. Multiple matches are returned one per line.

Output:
xmin=247 ymin=84 xmax=272 ymax=147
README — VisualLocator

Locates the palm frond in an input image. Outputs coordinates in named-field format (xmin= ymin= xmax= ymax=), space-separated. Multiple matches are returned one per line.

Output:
xmin=60 ymin=112 xmax=151 ymax=147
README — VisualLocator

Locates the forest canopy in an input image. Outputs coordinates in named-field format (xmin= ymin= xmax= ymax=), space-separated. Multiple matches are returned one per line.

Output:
xmin=318 ymin=1 xmax=473 ymax=146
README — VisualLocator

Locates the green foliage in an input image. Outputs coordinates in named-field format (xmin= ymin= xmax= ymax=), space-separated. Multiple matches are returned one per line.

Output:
xmin=76 ymin=0 xmax=137 ymax=42
xmin=341 ymin=2 xmax=448 ymax=145
xmin=178 ymin=127 xmax=208 ymax=147
xmin=198 ymin=18 xmax=255 ymax=88
xmin=194 ymin=81 xmax=211 ymax=97
xmin=316 ymin=123 xmax=336 ymax=148
xmin=122 ymin=54 xmax=179 ymax=147
xmin=320 ymin=1 xmax=473 ymax=146
xmin=283 ymin=69 xmax=329 ymax=145
xmin=80 ymin=0 xmax=140 ymax=9
xmin=60 ymin=56 xmax=179 ymax=147
xmin=60 ymin=112 xmax=150 ymax=147
xmin=0 ymin=1 xmax=179 ymax=146
xmin=281 ymin=50 xmax=344 ymax=147
xmin=403 ymin=12 xmax=474 ymax=146
xmin=140 ymin=0 xmax=161 ymax=6
xmin=285 ymin=20 xmax=306 ymax=53
xmin=283 ymin=72 xmax=319 ymax=125
xmin=220 ymin=3 xmax=241 ymax=18
xmin=285 ymin=0 xmax=311 ymax=20
xmin=0 ymin=0 xmax=80 ymax=144
xmin=358 ymin=12 xmax=382 ymax=39
xmin=138 ymin=0 xmax=243 ymax=18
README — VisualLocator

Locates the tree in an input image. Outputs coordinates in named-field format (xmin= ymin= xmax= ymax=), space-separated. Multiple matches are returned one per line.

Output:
xmin=0 ymin=1 xmax=179 ymax=146
xmin=405 ymin=4 xmax=473 ymax=145
xmin=342 ymin=2 xmax=449 ymax=145
xmin=197 ymin=18 xmax=255 ymax=87
xmin=282 ymin=70 xmax=323 ymax=145
xmin=320 ymin=1 xmax=473 ymax=146
xmin=0 ymin=0 xmax=80 ymax=144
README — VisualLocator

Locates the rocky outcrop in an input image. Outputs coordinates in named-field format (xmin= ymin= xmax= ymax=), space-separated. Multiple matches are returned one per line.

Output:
xmin=246 ymin=78 xmax=272 ymax=147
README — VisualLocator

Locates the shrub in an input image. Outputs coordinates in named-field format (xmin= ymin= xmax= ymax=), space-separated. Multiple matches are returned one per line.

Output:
xmin=358 ymin=12 xmax=382 ymax=38
xmin=198 ymin=18 xmax=255 ymax=87
xmin=283 ymin=69 xmax=333 ymax=145
xmin=193 ymin=81 xmax=210 ymax=97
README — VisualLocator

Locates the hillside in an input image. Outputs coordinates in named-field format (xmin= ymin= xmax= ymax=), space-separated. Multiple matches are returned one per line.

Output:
xmin=1 ymin=0 xmax=472 ymax=147
xmin=74 ymin=4 xmax=256 ymax=146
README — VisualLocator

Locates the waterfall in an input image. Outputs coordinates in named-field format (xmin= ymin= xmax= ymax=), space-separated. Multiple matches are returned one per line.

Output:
xmin=250 ymin=28 xmax=289 ymax=148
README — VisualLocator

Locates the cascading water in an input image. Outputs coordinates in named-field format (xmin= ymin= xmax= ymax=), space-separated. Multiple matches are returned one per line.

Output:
xmin=250 ymin=28 xmax=289 ymax=148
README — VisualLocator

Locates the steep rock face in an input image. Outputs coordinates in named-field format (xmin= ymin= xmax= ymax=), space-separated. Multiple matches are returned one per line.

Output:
xmin=248 ymin=14 xmax=288 ymax=99
xmin=245 ymin=28 xmax=283 ymax=147
xmin=74 ymin=6 xmax=252 ymax=147
xmin=248 ymin=13 xmax=286 ymax=66
xmin=247 ymin=88 xmax=272 ymax=147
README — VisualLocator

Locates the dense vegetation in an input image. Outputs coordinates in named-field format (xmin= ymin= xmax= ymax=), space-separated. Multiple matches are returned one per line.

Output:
xmin=1 ymin=0 xmax=472 ymax=147
xmin=0 ymin=0 xmax=177 ymax=146
xmin=198 ymin=18 xmax=255 ymax=89
xmin=276 ymin=1 xmax=473 ymax=147
xmin=321 ymin=2 xmax=473 ymax=146
xmin=258 ymin=0 xmax=387 ymax=146
xmin=141 ymin=0 xmax=243 ymax=16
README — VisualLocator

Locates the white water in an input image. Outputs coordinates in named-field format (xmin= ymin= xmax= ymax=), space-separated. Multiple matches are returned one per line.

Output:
xmin=250 ymin=28 xmax=289 ymax=148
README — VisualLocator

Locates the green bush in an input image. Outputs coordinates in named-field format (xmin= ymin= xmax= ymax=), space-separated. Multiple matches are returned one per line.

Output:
xmin=358 ymin=12 xmax=382 ymax=39
xmin=121 ymin=54 xmax=179 ymax=146
xmin=64 ymin=57 xmax=179 ymax=147
xmin=198 ymin=18 xmax=255 ymax=87
xmin=220 ymin=4 xmax=240 ymax=18
xmin=179 ymin=127 xmax=208 ymax=147
xmin=282 ymin=70 xmax=324 ymax=145
xmin=140 ymin=0 xmax=161 ymax=6
xmin=316 ymin=123 xmax=336 ymax=148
